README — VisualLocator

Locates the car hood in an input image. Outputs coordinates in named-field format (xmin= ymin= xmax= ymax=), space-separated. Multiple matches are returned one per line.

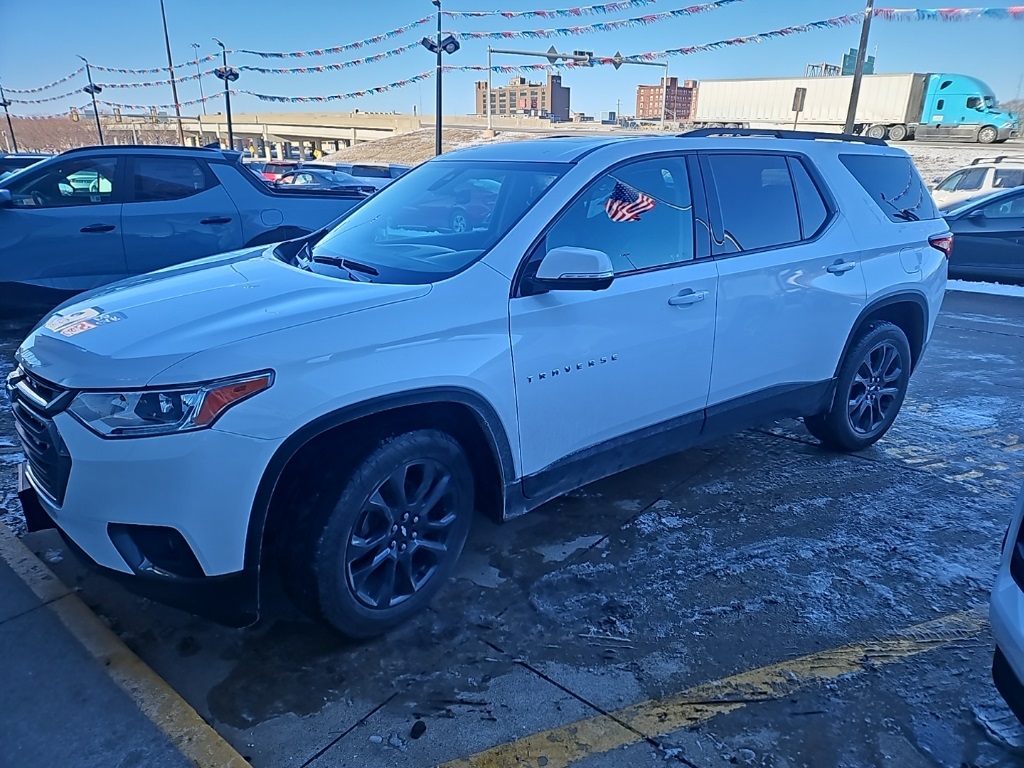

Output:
xmin=17 ymin=247 xmax=430 ymax=389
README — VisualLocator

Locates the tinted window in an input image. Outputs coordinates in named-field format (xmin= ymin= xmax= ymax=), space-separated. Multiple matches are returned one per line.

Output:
xmin=788 ymin=156 xmax=829 ymax=238
xmin=994 ymin=169 xmax=1024 ymax=189
xmin=936 ymin=171 xmax=965 ymax=192
xmin=351 ymin=165 xmax=391 ymax=179
xmin=133 ymin=157 xmax=210 ymax=202
xmin=956 ymin=168 xmax=987 ymax=191
xmin=839 ymin=154 xmax=941 ymax=222
xmin=390 ymin=166 xmax=411 ymax=178
xmin=980 ymin=193 xmax=1024 ymax=219
xmin=707 ymin=154 xmax=800 ymax=252
xmin=546 ymin=156 xmax=695 ymax=274
xmin=8 ymin=157 xmax=119 ymax=208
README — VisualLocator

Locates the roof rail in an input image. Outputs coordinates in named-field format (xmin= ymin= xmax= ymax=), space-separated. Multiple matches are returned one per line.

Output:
xmin=970 ymin=155 xmax=1024 ymax=165
xmin=679 ymin=128 xmax=887 ymax=146
xmin=59 ymin=144 xmax=223 ymax=156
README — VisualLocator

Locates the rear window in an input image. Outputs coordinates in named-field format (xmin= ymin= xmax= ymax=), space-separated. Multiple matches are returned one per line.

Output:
xmin=351 ymin=165 xmax=391 ymax=178
xmin=266 ymin=163 xmax=296 ymax=173
xmin=839 ymin=154 xmax=941 ymax=222
xmin=994 ymin=169 xmax=1024 ymax=189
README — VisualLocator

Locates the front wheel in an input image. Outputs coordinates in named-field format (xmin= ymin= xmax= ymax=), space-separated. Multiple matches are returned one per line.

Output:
xmin=282 ymin=430 xmax=474 ymax=638
xmin=978 ymin=125 xmax=999 ymax=144
xmin=804 ymin=321 xmax=912 ymax=452
xmin=866 ymin=124 xmax=888 ymax=140
xmin=450 ymin=210 xmax=470 ymax=233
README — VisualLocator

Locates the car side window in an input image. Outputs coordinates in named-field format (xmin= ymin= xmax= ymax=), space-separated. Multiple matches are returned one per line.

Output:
xmin=706 ymin=153 xmax=801 ymax=252
xmin=545 ymin=156 xmax=695 ymax=274
xmin=936 ymin=171 xmax=964 ymax=192
xmin=956 ymin=168 xmax=988 ymax=191
xmin=787 ymin=156 xmax=830 ymax=239
xmin=133 ymin=157 xmax=211 ymax=202
xmin=981 ymin=193 xmax=1024 ymax=219
xmin=8 ymin=157 xmax=119 ymax=208
xmin=994 ymin=169 xmax=1024 ymax=189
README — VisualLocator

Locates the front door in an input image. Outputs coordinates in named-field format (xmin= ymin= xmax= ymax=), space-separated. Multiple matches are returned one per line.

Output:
xmin=510 ymin=155 xmax=718 ymax=487
xmin=122 ymin=155 xmax=242 ymax=275
xmin=952 ymin=191 xmax=1024 ymax=283
xmin=0 ymin=155 xmax=127 ymax=293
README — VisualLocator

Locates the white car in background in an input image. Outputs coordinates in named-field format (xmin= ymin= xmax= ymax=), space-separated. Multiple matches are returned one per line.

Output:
xmin=932 ymin=156 xmax=1024 ymax=209
xmin=303 ymin=161 xmax=412 ymax=190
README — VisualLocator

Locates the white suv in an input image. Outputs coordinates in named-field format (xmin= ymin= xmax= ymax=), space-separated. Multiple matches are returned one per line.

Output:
xmin=932 ymin=155 xmax=1024 ymax=209
xmin=9 ymin=131 xmax=951 ymax=637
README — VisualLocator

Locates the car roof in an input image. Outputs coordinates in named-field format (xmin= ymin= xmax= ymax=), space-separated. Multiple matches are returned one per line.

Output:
xmin=56 ymin=145 xmax=242 ymax=162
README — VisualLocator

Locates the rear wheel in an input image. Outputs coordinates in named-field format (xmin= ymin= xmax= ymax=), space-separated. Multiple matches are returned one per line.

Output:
xmin=450 ymin=210 xmax=470 ymax=233
xmin=282 ymin=430 xmax=474 ymax=638
xmin=866 ymin=124 xmax=888 ymax=140
xmin=888 ymin=124 xmax=909 ymax=142
xmin=804 ymin=321 xmax=911 ymax=452
xmin=978 ymin=125 xmax=999 ymax=144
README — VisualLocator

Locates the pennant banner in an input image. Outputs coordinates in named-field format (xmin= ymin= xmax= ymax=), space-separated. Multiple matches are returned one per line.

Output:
xmin=95 ymin=91 xmax=227 ymax=110
xmin=239 ymin=42 xmax=421 ymax=75
xmin=8 ymin=89 xmax=85 ymax=105
xmin=243 ymin=71 xmax=436 ymax=102
xmin=9 ymin=107 xmax=91 ymax=120
xmin=91 ymin=52 xmax=222 ymax=75
xmin=95 ymin=70 xmax=218 ymax=89
xmin=451 ymin=0 xmax=746 ymax=39
xmin=444 ymin=0 xmax=660 ymax=18
xmin=4 ymin=68 xmax=85 ymax=94
xmin=238 ymin=16 xmax=432 ymax=59
xmin=875 ymin=6 xmax=1024 ymax=21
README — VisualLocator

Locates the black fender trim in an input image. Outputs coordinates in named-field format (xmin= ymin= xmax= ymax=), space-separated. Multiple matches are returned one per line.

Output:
xmin=243 ymin=387 xmax=517 ymax=573
xmin=837 ymin=291 xmax=930 ymax=376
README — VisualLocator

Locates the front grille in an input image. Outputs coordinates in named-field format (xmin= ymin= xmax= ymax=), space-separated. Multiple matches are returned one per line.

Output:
xmin=9 ymin=369 xmax=73 ymax=506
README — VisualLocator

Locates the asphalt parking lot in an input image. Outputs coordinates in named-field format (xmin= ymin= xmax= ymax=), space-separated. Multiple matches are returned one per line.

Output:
xmin=2 ymin=289 xmax=1024 ymax=768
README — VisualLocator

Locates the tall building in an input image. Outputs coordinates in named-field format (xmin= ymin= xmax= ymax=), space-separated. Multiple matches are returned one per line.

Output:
xmin=635 ymin=77 xmax=697 ymax=121
xmin=475 ymin=74 xmax=571 ymax=121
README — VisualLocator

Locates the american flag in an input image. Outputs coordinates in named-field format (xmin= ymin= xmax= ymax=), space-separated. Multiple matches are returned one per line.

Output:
xmin=605 ymin=181 xmax=656 ymax=222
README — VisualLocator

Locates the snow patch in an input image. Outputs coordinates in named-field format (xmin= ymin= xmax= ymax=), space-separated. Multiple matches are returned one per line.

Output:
xmin=948 ymin=280 xmax=1024 ymax=299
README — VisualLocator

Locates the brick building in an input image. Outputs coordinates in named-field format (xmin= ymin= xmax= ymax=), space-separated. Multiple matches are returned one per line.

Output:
xmin=475 ymin=74 xmax=571 ymax=121
xmin=635 ymin=77 xmax=697 ymax=121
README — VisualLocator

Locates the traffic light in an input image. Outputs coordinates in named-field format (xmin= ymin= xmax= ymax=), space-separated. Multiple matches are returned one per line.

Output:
xmin=70 ymin=107 xmax=79 ymax=122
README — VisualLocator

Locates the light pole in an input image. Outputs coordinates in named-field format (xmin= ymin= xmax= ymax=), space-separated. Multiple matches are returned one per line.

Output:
xmin=191 ymin=42 xmax=207 ymax=115
xmin=421 ymin=0 xmax=460 ymax=156
xmin=77 ymin=56 xmax=104 ymax=145
xmin=844 ymin=0 xmax=875 ymax=135
xmin=213 ymin=38 xmax=238 ymax=149
xmin=0 ymin=82 xmax=16 ymax=152
xmin=159 ymin=0 xmax=185 ymax=145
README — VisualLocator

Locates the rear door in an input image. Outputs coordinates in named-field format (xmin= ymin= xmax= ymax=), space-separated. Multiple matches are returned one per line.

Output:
xmin=122 ymin=155 xmax=243 ymax=275
xmin=951 ymin=191 xmax=1024 ymax=283
xmin=0 ymin=155 xmax=127 ymax=292
xmin=701 ymin=151 xmax=866 ymax=411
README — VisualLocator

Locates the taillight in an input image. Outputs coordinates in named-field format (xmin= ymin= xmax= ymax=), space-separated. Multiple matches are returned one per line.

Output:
xmin=929 ymin=233 xmax=954 ymax=259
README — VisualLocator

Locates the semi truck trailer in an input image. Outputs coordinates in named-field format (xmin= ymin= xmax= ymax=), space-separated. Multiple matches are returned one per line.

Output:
xmin=692 ymin=73 xmax=1019 ymax=143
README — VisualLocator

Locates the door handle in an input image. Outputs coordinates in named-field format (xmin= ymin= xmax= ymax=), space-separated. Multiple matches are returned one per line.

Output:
xmin=827 ymin=260 xmax=857 ymax=275
xmin=668 ymin=289 xmax=709 ymax=307
xmin=201 ymin=217 xmax=233 ymax=225
xmin=80 ymin=223 xmax=115 ymax=233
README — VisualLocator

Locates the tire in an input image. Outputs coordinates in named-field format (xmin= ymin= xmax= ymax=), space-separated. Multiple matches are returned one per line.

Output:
xmin=866 ymin=124 xmax=888 ymax=140
xmin=888 ymin=124 xmax=909 ymax=142
xmin=804 ymin=321 xmax=912 ymax=452
xmin=282 ymin=430 xmax=474 ymax=638
xmin=978 ymin=125 xmax=999 ymax=144
xmin=450 ymin=210 xmax=470 ymax=233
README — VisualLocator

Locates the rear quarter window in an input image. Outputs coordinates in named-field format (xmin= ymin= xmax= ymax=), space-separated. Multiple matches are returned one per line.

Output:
xmin=351 ymin=165 xmax=391 ymax=178
xmin=839 ymin=153 xmax=941 ymax=222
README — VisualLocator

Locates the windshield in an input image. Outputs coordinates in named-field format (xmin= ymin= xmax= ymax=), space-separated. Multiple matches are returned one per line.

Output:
xmin=308 ymin=160 xmax=566 ymax=284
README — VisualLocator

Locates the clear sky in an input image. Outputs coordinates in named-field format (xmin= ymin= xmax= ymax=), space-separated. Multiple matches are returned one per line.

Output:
xmin=1 ymin=0 xmax=1021 ymax=118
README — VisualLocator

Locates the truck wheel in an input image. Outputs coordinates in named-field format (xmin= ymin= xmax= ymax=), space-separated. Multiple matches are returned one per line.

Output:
xmin=978 ymin=125 xmax=999 ymax=144
xmin=866 ymin=125 xmax=888 ymax=140
xmin=282 ymin=430 xmax=474 ymax=638
xmin=804 ymin=321 xmax=911 ymax=453
xmin=888 ymin=124 xmax=909 ymax=142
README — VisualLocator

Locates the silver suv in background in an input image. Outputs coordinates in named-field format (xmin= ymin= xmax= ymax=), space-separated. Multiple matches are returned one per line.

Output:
xmin=932 ymin=155 xmax=1024 ymax=209
xmin=304 ymin=161 xmax=412 ymax=190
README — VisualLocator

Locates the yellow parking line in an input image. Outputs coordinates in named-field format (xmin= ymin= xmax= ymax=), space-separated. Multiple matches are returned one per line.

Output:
xmin=442 ymin=609 xmax=987 ymax=768
xmin=0 ymin=523 xmax=249 ymax=768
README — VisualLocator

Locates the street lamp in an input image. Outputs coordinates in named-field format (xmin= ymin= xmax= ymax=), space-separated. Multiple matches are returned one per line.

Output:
xmin=420 ymin=0 xmax=460 ymax=156
xmin=77 ymin=55 xmax=104 ymax=145
xmin=159 ymin=0 xmax=185 ymax=145
xmin=191 ymin=42 xmax=207 ymax=115
xmin=213 ymin=38 xmax=239 ymax=149
xmin=0 ymin=82 xmax=17 ymax=152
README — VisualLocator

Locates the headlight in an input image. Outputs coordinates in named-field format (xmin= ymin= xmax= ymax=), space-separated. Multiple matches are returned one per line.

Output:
xmin=68 ymin=372 xmax=273 ymax=438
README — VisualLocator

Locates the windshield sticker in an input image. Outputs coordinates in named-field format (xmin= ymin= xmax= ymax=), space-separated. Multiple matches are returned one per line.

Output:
xmin=58 ymin=312 xmax=125 ymax=336
xmin=45 ymin=306 xmax=102 ymax=332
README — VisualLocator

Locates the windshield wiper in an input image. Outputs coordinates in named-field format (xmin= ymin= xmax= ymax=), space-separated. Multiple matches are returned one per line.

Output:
xmin=891 ymin=208 xmax=920 ymax=222
xmin=311 ymin=255 xmax=380 ymax=280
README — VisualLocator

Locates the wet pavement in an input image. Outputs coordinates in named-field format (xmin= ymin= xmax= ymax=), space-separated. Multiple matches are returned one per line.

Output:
xmin=1 ymin=291 xmax=1023 ymax=768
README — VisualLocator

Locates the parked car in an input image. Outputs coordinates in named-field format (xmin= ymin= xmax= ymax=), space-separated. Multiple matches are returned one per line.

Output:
xmin=10 ymin=131 xmax=949 ymax=638
xmin=389 ymin=175 xmax=499 ymax=232
xmin=941 ymin=187 xmax=1024 ymax=284
xmin=304 ymin=161 xmax=411 ymax=190
xmin=991 ymin=483 xmax=1024 ymax=726
xmin=260 ymin=161 xmax=299 ymax=182
xmin=244 ymin=161 xmax=267 ymax=178
xmin=277 ymin=168 xmax=376 ymax=196
xmin=0 ymin=145 xmax=367 ymax=311
xmin=932 ymin=156 xmax=1024 ymax=209
xmin=0 ymin=152 xmax=50 ymax=179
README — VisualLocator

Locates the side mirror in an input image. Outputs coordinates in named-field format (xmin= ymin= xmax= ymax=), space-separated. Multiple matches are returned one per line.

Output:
xmin=531 ymin=246 xmax=614 ymax=292
xmin=967 ymin=208 xmax=987 ymax=221
xmin=0 ymin=189 xmax=11 ymax=207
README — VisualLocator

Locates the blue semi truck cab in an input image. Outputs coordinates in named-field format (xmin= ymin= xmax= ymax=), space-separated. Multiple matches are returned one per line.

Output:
xmin=913 ymin=73 xmax=1019 ymax=144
